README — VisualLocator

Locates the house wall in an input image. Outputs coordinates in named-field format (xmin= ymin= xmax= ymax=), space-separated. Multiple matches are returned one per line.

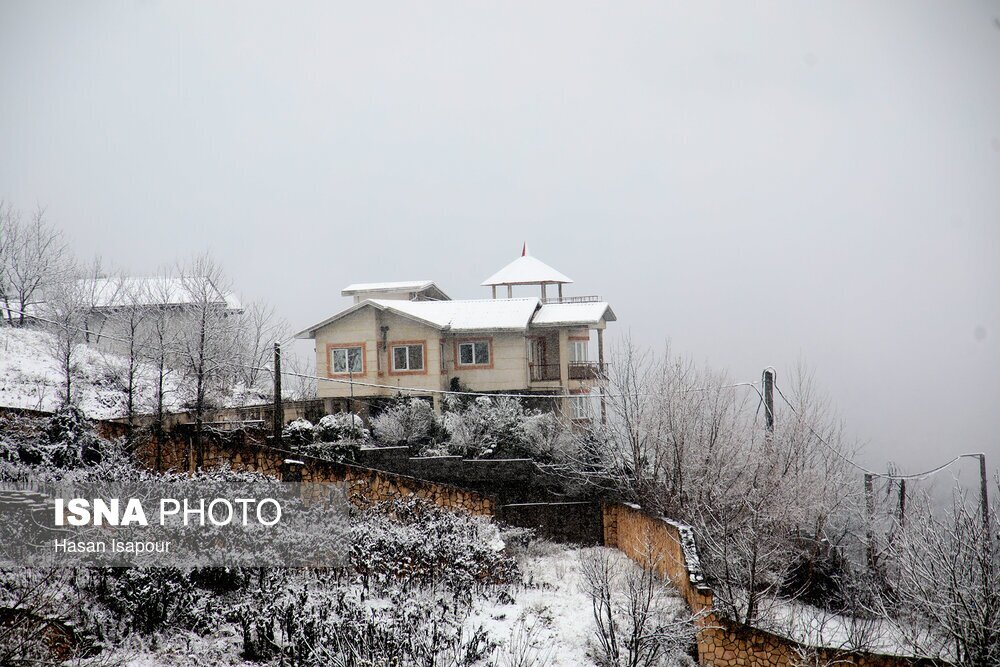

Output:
xmin=312 ymin=308 xmax=600 ymax=406
xmin=446 ymin=332 xmax=529 ymax=391
xmin=313 ymin=308 xmax=446 ymax=399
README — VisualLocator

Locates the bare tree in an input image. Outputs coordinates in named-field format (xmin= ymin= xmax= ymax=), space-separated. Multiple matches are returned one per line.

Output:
xmin=40 ymin=264 xmax=89 ymax=406
xmin=0 ymin=203 xmax=69 ymax=326
xmin=874 ymin=484 xmax=999 ymax=666
xmin=283 ymin=351 xmax=317 ymax=400
xmin=175 ymin=253 xmax=239 ymax=468
xmin=99 ymin=273 xmax=150 ymax=436
xmin=233 ymin=300 xmax=286 ymax=399
xmin=579 ymin=547 xmax=697 ymax=667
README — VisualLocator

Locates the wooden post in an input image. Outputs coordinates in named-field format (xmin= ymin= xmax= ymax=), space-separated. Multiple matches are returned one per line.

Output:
xmin=898 ymin=479 xmax=906 ymax=529
xmin=272 ymin=342 xmax=283 ymax=445
xmin=597 ymin=328 xmax=606 ymax=424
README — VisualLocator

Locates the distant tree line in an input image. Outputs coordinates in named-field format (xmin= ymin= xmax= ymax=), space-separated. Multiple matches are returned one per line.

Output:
xmin=0 ymin=200 xmax=306 ymax=451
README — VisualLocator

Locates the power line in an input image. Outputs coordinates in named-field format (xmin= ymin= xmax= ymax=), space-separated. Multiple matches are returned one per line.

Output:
xmin=5 ymin=304 xmax=761 ymax=402
xmin=772 ymin=381 xmax=984 ymax=481
xmin=253 ymin=364 xmax=761 ymax=401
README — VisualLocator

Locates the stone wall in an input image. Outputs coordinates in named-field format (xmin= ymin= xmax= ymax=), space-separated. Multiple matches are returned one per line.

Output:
xmin=133 ymin=433 xmax=494 ymax=516
xmin=602 ymin=503 xmax=928 ymax=667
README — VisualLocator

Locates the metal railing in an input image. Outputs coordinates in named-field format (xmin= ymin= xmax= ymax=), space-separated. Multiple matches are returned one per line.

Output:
xmin=529 ymin=362 xmax=607 ymax=382
xmin=569 ymin=361 xmax=606 ymax=380
xmin=529 ymin=363 xmax=561 ymax=382
xmin=540 ymin=295 xmax=602 ymax=304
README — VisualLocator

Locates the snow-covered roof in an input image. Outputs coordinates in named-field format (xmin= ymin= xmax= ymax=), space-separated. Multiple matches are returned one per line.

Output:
xmin=530 ymin=302 xmax=616 ymax=327
xmin=481 ymin=254 xmax=573 ymax=286
xmin=342 ymin=280 xmax=446 ymax=297
xmin=296 ymin=298 xmax=542 ymax=338
xmin=81 ymin=277 xmax=242 ymax=310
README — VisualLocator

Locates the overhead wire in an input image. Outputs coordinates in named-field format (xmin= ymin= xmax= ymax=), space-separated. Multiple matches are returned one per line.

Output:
xmin=772 ymin=380 xmax=983 ymax=481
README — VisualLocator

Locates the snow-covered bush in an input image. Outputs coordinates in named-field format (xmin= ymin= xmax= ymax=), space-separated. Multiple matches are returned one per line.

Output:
xmin=443 ymin=396 xmax=531 ymax=459
xmin=239 ymin=582 xmax=494 ymax=666
xmin=522 ymin=411 xmax=576 ymax=463
xmin=281 ymin=418 xmax=314 ymax=447
xmin=85 ymin=568 xmax=214 ymax=636
xmin=314 ymin=412 xmax=369 ymax=442
xmin=371 ymin=397 xmax=442 ymax=447
xmin=0 ymin=407 xmax=106 ymax=468
xmin=352 ymin=495 xmax=520 ymax=595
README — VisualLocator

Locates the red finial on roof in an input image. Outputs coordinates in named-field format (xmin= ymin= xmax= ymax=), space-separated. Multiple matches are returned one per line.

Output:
xmin=521 ymin=242 xmax=527 ymax=257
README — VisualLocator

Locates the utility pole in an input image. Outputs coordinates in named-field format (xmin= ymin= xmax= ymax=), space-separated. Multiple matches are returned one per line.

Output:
xmin=865 ymin=473 xmax=876 ymax=571
xmin=980 ymin=454 xmax=991 ymax=554
xmin=762 ymin=368 xmax=775 ymax=442
xmin=273 ymin=341 xmax=283 ymax=446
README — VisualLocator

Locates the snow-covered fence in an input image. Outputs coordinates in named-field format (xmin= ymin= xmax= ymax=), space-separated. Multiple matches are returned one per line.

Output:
xmin=601 ymin=502 xmax=930 ymax=667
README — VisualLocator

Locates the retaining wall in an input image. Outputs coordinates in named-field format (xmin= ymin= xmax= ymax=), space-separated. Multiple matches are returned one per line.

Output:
xmin=601 ymin=503 xmax=928 ymax=667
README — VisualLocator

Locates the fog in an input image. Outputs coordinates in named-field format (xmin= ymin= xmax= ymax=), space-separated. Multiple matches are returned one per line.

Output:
xmin=2 ymin=1 xmax=998 ymax=486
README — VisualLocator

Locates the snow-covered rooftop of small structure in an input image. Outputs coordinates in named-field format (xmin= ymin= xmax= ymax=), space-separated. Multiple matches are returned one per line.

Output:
xmin=531 ymin=302 xmax=616 ymax=327
xmin=481 ymin=254 xmax=573 ymax=286
xmin=296 ymin=298 xmax=542 ymax=338
xmin=81 ymin=277 xmax=241 ymax=310
xmin=341 ymin=280 xmax=436 ymax=296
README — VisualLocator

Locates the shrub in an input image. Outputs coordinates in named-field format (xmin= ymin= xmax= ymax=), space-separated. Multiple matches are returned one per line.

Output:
xmin=522 ymin=412 xmax=576 ymax=463
xmin=281 ymin=418 xmax=314 ymax=447
xmin=314 ymin=412 xmax=368 ymax=442
xmin=443 ymin=396 xmax=531 ymax=459
xmin=239 ymin=584 xmax=494 ymax=666
xmin=371 ymin=397 xmax=442 ymax=447
xmin=351 ymin=495 xmax=520 ymax=595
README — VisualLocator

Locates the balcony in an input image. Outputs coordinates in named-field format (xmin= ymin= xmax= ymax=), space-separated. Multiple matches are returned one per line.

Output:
xmin=569 ymin=361 xmax=606 ymax=380
xmin=529 ymin=362 xmax=607 ymax=382
xmin=529 ymin=363 xmax=561 ymax=382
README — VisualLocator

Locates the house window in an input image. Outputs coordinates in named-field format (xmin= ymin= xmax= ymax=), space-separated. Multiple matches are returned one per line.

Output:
xmin=440 ymin=343 xmax=446 ymax=371
xmin=330 ymin=346 xmax=363 ymax=374
xmin=457 ymin=340 xmax=490 ymax=366
xmin=570 ymin=394 xmax=593 ymax=420
xmin=392 ymin=344 xmax=424 ymax=372
xmin=570 ymin=340 xmax=589 ymax=362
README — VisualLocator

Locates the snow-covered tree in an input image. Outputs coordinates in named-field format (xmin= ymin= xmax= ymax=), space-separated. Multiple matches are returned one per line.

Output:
xmin=875 ymin=484 xmax=999 ymax=666
xmin=0 ymin=202 xmax=69 ymax=326
xmin=175 ymin=253 xmax=240 ymax=467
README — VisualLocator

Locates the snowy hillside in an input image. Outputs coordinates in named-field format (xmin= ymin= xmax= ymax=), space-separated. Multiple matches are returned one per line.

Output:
xmin=0 ymin=326 xmax=182 ymax=419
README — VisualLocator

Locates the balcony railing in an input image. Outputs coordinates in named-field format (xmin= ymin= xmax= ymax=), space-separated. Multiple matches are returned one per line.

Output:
xmin=529 ymin=362 xmax=607 ymax=382
xmin=540 ymin=295 xmax=602 ymax=304
xmin=529 ymin=363 xmax=561 ymax=382
xmin=569 ymin=361 xmax=607 ymax=380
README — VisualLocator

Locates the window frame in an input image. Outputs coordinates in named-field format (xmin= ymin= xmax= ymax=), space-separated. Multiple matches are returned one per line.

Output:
xmin=569 ymin=393 xmax=594 ymax=420
xmin=388 ymin=340 xmax=427 ymax=375
xmin=568 ymin=336 xmax=590 ymax=363
xmin=326 ymin=343 xmax=366 ymax=377
xmin=454 ymin=338 xmax=493 ymax=369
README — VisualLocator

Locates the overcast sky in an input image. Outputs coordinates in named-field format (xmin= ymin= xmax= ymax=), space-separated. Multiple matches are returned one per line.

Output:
xmin=2 ymin=1 xmax=998 ymax=486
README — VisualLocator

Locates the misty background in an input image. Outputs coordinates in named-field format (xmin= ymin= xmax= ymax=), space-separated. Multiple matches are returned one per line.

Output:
xmin=2 ymin=1 xmax=998 ymax=485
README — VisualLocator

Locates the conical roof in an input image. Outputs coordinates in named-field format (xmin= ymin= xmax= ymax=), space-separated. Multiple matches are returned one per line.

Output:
xmin=481 ymin=249 xmax=573 ymax=286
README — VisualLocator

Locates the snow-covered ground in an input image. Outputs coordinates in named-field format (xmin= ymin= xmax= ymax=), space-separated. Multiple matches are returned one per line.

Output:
xmin=0 ymin=326 xmax=183 ymax=419
xmin=761 ymin=597 xmax=941 ymax=659
xmin=471 ymin=544 xmax=604 ymax=666
xmin=112 ymin=545 xmax=689 ymax=667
